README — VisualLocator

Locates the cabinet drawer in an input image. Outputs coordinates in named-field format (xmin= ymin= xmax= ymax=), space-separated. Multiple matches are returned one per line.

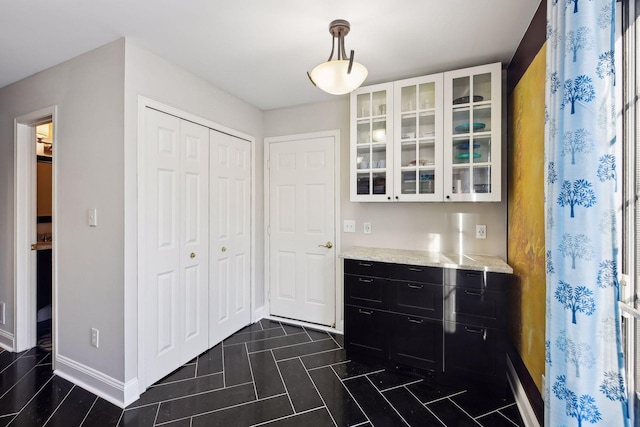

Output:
xmin=444 ymin=269 xmax=509 ymax=292
xmin=389 ymin=313 xmax=442 ymax=371
xmin=344 ymin=305 xmax=388 ymax=359
xmin=444 ymin=286 xmax=506 ymax=329
xmin=387 ymin=263 xmax=443 ymax=284
xmin=344 ymin=259 xmax=390 ymax=278
xmin=345 ymin=274 xmax=388 ymax=310
xmin=389 ymin=280 xmax=442 ymax=320
xmin=444 ymin=321 xmax=506 ymax=378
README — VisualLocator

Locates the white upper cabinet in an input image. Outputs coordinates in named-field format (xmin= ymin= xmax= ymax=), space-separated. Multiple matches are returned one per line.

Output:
xmin=443 ymin=62 xmax=502 ymax=202
xmin=350 ymin=62 xmax=502 ymax=203
xmin=393 ymin=74 xmax=443 ymax=202
xmin=350 ymin=82 xmax=394 ymax=202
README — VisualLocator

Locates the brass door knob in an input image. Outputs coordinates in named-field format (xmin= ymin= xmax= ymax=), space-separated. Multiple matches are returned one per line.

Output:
xmin=221 ymin=247 xmax=227 ymax=252
xmin=319 ymin=241 xmax=333 ymax=249
xmin=190 ymin=252 xmax=196 ymax=258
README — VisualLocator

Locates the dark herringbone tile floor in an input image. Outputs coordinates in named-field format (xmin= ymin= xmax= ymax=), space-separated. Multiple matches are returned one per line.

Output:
xmin=0 ymin=319 xmax=524 ymax=426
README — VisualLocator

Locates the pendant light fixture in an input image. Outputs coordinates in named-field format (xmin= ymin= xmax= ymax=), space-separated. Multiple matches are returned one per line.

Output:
xmin=307 ymin=19 xmax=368 ymax=95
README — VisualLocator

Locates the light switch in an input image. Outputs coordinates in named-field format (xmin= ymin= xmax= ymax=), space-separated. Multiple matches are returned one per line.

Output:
xmin=88 ymin=208 xmax=97 ymax=227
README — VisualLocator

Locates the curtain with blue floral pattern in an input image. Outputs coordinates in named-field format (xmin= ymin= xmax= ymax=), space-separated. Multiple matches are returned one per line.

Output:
xmin=544 ymin=0 xmax=628 ymax=426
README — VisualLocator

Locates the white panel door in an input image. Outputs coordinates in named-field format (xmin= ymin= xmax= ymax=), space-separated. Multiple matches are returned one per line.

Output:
xmin=144 ymin=109 xmax=209 ymax=387
xmin=209 ymin=130 xmax=251 ymax=345
xmin=268 ymin=135 xmax=336 ymax=326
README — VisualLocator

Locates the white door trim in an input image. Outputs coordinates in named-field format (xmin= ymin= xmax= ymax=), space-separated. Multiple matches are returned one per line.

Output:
xmin=263 ymin=130 xmax=341 ymax=329
xmin=14 ymin=106 xmax=58 ymax=358
xmin=136 ymin=96 xmax=256 ymax=392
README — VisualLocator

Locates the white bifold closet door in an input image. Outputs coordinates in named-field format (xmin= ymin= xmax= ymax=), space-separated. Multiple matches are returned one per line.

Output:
xmin=144 ymin=108 xmax=210 ymax=387
xmin=209 ymin=130 xmax=252 ymax=345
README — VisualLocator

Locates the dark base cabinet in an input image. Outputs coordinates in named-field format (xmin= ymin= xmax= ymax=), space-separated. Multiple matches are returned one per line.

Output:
xmin=344 ymin=258 xmax=511 ymax=395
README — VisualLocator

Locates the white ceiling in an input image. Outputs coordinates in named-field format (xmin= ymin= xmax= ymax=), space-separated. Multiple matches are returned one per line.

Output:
xmin=1 ymin=0 xmax=540 ymax=111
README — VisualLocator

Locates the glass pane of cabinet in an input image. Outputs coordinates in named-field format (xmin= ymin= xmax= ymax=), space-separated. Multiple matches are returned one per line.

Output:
xmin=351 ymin=83 xmax=393 ymax=200
xmin=444 ymin=63 xmax=500 ymax=201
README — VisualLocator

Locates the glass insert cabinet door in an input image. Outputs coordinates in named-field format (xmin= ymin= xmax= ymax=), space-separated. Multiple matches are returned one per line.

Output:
xmin=443 ymin=63 xmax=501 ymax=202
xmin=351 ymin=82 xmax=394 ymax=201
xmin=393 ymin=74 xmax=443 ymax=201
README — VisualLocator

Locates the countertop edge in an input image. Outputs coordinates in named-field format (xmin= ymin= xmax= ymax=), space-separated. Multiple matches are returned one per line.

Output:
xmin=340 ymin=246 xmax=513 ymax=274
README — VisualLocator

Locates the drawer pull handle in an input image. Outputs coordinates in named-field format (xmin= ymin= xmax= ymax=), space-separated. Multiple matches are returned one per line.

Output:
xmin=465 ymin=326 xmax=484 ymax=334
xmin=407 ymin=317 xmax=423 ymax=324
xmin=358 ymin=309 xmax=373 ymax=315
xmin=465 ymin=272 xmax=482 ymax=277
xmin=358 ymin=262 xmax=373 ymax=267
xmin=464 ymin=289 xmax=483 ymax=296
xmin=407 ymin=284 xmax=423 ymax=289
xmin=408 ymin=267 xmax=423 ymax=272
xmin=358 ymin=278 xmax=374 ymax=283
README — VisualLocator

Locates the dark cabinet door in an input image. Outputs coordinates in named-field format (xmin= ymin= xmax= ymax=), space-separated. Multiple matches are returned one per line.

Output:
xmin=389 ymin=314 xmax=442 ymax=371
xmin=390 ymin=280 xmax=442 ymax=320
xmin=344 ymin=305 xmax=388 ymax=358
xmin=444 ymin=321 xmax=505 ymax=378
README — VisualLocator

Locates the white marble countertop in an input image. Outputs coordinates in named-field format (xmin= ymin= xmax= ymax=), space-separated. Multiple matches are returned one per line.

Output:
xmin=340 ymin=246 xmax=513 ymax=274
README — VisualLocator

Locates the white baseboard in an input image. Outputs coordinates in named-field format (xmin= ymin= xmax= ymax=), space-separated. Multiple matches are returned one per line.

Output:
xmin=253 ymin=306 xmax=265 ymax=323
xmin=0 ymin=328 xmax=15 ymax=351
xmin=55 ymin=354 xmax=139 ymax=408
xmin=506 ymin=356 xmax=541 ymax=427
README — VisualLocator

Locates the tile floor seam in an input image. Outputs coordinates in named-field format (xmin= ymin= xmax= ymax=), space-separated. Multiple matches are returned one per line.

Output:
xmin=222 ymin=329 xmax=289 ymax=347
xmin=305 ymin=357 xmax=352 ymax=372
xmin=115 ymin=407 xmax=124 ymax=426
xmin=42 ymin=382 xmax=75 ymax=426
xmin=188 ymin=392 xmax=288 ymax=423
xmin=194 ymin=350 xmax=200 ymax=378
xmin=497 ymin=406 xmax=522 ymax=427
xmin=339 ymin=368 xmax=386 ymax=382
xmin=449 ymin=397 xmax=484 ymax=426
xmin=143 ymin=380 xmax=255 ymax=409
xmin=221 ymin=342 xmax=226 ymax=388
xmin=267 ymin=338 xmax=339 ymax=361
xmin=490 ymin=410 xmax=520 ymax=427
xmin=244 ymin=335 xmax=317 ymax=355
xmin=302 ymin=327 xmax=314 ymax=342
xmin=302 ymin=361 xmax=339 ymax=427
xmin=376 ymin=377 xmax=423 ymax=393
xmin=147 ymin=370 xmax=222 ymax=390
xmin=271 ymin=350 xmax=295 ymax=413
xmin=328 ymin=333 xmax=343 ymax=348
xmin=330 ymin=364 xmax=373 ymax=426
xmin=152 ymin=402 xmax=161 ymax=426
xmin=424 ymin=405 xmax=447 ymax=427
xmin=246 ymin=342 xmax=259 ymax=400
xmin=7 ymin=369 xmax=54 ymax=419
xmin=0 ymin=358 xmax=43 ymax=401
xmin=473 ymin=401 xmax=520 ymax=421
xmin=247 ymin=406 xmax=326 ymax=427
xmin=124 ymin=375 xmax=226 ymax=411
xmin=78 ymin=395 xmax=98 ymax=427
xmin=364 ymin=374 xmax=412 ymax=427
xmin=154 ymin=414 xmax=192 ymax=426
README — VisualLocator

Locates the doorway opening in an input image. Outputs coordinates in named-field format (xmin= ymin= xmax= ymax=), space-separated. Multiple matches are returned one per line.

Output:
xmin=14 ymin=106 xmax=57 ymax=357
xmin=35 ymin=122 xmax=53 ymax=351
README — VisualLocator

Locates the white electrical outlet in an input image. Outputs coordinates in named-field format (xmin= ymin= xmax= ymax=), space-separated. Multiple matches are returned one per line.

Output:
xmin=91 ymin=328 xmax=99 ymax=348
xmin=476 ymin=224 xmax=487 ymax=239
xmin=343 ymin=220 xmax=356 ymax=233
xmin=363 ymin=222 xmax=372 ymax=234
xmin=0 ymin=301 xmax=5 ymax=325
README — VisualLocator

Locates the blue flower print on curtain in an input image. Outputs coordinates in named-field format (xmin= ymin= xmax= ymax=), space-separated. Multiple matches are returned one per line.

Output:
xmin=544 ymin=0 xmax=629 ymax=426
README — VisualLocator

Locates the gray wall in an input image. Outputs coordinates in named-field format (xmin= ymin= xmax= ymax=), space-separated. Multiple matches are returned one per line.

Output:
xmin=0 ymin=40 xmax=126 ymax=379
xmin=264 ymin=97 xmax=508 ymax=259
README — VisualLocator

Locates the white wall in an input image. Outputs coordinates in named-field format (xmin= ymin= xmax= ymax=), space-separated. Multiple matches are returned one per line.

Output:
xmin=264 ymin=97 xmax=508 ymax=259
xmin=123 ymin=40 xmax=264 ymax=384
xmin=0 ymin=40 xmax=127 ymax=378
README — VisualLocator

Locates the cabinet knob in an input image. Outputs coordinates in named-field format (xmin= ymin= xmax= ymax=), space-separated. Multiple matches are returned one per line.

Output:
xmin=395 ymin=196 xmax=399 ymax=200
xmin=387 ymin=196 xmax=391 ymax=200
xmin=446 ymin=195 xmax=450 ymax=199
